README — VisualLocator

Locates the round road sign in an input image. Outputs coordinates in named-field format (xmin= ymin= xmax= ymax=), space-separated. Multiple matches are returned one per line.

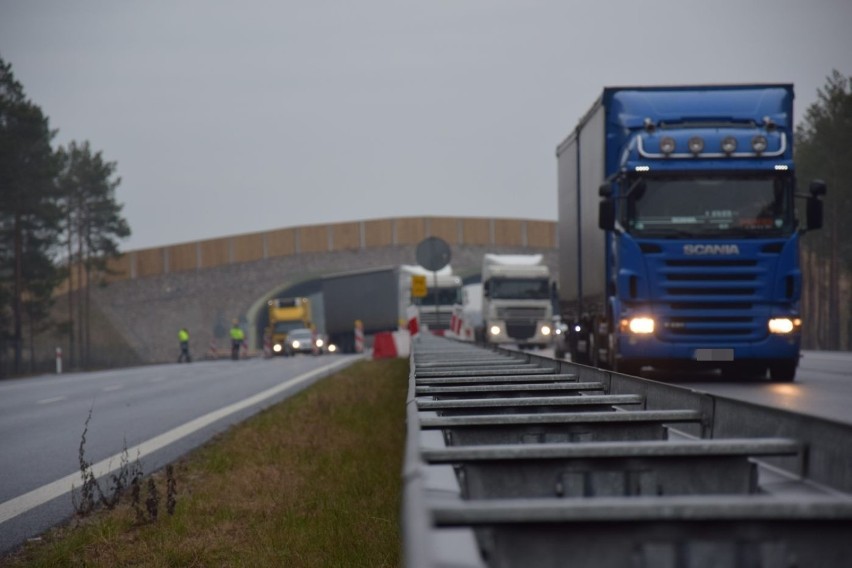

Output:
xmin=416 ymin=237 xmax=451 ymax=272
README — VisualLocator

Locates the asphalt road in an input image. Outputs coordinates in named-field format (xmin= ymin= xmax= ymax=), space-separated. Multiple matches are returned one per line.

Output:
xmin=531 ymin=347 xmax=852 ymax=425
xmin=0 ymin=354 xmax=360 ymax=556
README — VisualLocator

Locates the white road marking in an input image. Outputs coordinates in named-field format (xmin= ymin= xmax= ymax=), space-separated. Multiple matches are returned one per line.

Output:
xmin=0 ymin=356 xmax=359 ymax=526
xmin=36 ymin=396 xmax=66 ymax=405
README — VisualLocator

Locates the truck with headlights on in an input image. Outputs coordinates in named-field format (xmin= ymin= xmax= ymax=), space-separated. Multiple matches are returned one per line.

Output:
xmin=556 ymin=84 xmax=825 ymax=380
xmin=479 ymin=253 xmax=555 ymax=349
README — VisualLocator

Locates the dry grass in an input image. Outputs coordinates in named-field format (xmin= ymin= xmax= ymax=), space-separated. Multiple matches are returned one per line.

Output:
xmin=2 ymin=358 xmax=409 ymax=568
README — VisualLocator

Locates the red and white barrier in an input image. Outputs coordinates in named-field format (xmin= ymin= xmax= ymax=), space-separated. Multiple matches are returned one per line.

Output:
xmin=447 ymin=304 xmax=475 ymax=342
xmin=372 ymin=330 xmax=411 ymax=359
xmin=354 ymin=320 xmax=364 ymax=353
xmin=407 ymin=305 xmax=420 ymax=338
xmin=209 ymin=339 xmax=218 ymax=359
xmin=263 ymin=333 xmax=272 ymax=358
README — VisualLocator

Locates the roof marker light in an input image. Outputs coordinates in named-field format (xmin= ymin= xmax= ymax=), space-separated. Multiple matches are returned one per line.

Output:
xmin=635 ymin=166 xmax=650 ymax=172
xmin=774 ymin=165 xmax=789 ymax=171
xmin=721 ymin=136 xmax=737 ymax=155
xmin=688 ymin=137 xmax=704 ymax=155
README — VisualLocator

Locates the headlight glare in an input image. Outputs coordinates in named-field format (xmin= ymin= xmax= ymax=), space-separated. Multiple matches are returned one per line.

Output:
xmin=489 ymin=325 xmax=502 ymax=336
xmin=541 ymin=325 xmax=552 ymax=336
xmin=621 ymin=317 xmax=655 ymax=334
xmin=769 ymin=318 xmax=801 ymax=334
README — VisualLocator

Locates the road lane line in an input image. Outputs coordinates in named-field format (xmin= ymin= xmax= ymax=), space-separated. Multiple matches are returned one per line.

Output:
xmin=0 ymin=356 xmax=360 ymax=526
xmin=36 ymin=396 xmax=67 ymax=405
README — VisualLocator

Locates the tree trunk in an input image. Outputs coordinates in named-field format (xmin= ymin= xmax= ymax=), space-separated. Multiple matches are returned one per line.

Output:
xmin=13 ymin=212 xmax=23 ymax=374
xmin=77 ymin=219 xmax=85 ymax=368
xmin=67 ymin=210 xmax=76 ymax=369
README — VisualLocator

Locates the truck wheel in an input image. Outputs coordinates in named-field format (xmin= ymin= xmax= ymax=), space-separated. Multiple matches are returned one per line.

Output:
xmin=768 ymin=359 xmax=797 ymax=382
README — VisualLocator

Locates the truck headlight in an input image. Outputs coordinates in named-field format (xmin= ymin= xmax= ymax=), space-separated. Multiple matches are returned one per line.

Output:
xmin=273 ymin=344 xmax=282 ymax=353
xmin=752 ymin=135 xmax=768 ymax=153
xmin=316 ymin=338 xmax=324 ymax=348
xmin=768 ymin=318 xmax=801 ymax=334
xmin=541 ymin=325 xmax=552 ymax=336
xmin=292 ymin=340 xmax=301 ymax=349
xmin=328 ymin=344 xmax=337 ymax=353
xmin=621 ymin=317 xmax=655 ymax=335
xmin=489 ymin=325 xmax=502 ymax=336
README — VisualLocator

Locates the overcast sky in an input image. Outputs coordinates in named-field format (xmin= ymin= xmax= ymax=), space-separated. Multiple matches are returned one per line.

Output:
xmin=1 ymin=1 xmax=850 ymax=251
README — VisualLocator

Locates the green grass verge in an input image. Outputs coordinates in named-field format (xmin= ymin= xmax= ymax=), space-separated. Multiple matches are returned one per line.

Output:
xmin=2 ymin=358 xmax=409 ymax=568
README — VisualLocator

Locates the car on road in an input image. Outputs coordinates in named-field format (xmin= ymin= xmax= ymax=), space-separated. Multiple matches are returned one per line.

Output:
xmin=285 ymin=328 xmax=328 ymax=356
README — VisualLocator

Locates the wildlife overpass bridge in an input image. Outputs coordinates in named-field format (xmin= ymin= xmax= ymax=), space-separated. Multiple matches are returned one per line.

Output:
xmin=74 ymin=216 xmax=556 ymax=367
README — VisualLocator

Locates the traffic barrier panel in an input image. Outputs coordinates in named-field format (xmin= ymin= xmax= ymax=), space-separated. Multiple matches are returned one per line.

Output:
xmin=407 ymin=305 xmax=420 ymax=337
xmin=355 ymin=320 xmax=364 ymax=353
xmin=373 ymin=332 xmax=397 ymax=359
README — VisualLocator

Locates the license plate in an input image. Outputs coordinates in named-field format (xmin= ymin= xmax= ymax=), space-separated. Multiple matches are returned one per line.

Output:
xmin=694 ymin=348 xmax=734 ymax=362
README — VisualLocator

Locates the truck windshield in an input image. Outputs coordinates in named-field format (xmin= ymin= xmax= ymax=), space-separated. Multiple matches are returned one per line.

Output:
xmin=415 ymin=287 xmax=463 ymax=306
xmin=489 ymin=278 xmax=550 ymax=300
xmin=273 ymin=322 xmax=306 ymax=334
xmin=625 ymin=175 xmax=794 ymax=238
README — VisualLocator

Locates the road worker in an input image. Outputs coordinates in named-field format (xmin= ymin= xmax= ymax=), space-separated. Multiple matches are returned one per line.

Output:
xmin=230 ymin=321 xmax=245 ymax=360
xmin=178 ymin=327 xmax=191 ymax=363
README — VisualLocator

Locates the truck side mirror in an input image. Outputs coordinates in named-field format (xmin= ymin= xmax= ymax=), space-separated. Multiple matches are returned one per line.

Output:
xmin=599 ymin=199 xmax=615 ymax=230
xmin=809 ymin=179 xmax=827 ymax=197
xmin=805 ymin=180 xmax=826 ymax=231
xmin=806 ymin=196 xmax=824 ymax=231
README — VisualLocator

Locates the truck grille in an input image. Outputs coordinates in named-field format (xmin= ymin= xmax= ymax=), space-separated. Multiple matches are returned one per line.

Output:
xmin=419 ymin=311 xmax=452 ymax=330
xmin=506 ymin=323 xmax=537 ymax=340
xmin=496 ymin=307 xmax=547 ymax=322
xmin=651 ymin=258 xmax=770 ymax=342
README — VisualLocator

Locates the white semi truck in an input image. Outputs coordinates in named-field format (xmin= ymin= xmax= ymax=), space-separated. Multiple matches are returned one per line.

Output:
xmin=479 ymin=253 xmax=554 ymax=348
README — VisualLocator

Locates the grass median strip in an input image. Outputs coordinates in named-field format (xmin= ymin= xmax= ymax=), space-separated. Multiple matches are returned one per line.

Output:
xmin=3 ymin=358 xmax=409 ymax=568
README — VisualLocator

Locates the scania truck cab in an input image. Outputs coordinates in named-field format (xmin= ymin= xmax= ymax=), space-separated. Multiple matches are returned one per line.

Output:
xmin=557 ymin=84 xmax=825 ymax=381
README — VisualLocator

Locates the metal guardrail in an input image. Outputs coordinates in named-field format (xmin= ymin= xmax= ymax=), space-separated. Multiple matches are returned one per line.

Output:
xmin=403 ymin=335 xmax=852 ymax=567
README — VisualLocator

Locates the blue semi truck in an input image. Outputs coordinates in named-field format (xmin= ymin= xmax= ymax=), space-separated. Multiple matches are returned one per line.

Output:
xmin=555 ymin=84 xmax=826 ymax=381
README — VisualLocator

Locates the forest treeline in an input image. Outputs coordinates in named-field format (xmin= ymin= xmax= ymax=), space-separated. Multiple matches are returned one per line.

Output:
xmin=1 ymin=57 xmax=130 ymax=377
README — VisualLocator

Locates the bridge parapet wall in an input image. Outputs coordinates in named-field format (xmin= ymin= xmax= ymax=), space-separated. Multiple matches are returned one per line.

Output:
xmin=103 ymin=216 xmax=556 ymax=282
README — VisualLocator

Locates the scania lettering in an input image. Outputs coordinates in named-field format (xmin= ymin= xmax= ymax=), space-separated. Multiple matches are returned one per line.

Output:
xmin=683 ymin=244 xmax=741 ymax=255
xmin=555 ymin=84 xmax=826 ymax=381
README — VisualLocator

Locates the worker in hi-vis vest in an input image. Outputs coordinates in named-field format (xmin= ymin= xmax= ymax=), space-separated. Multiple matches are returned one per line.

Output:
xmin=178 ymin=327 xmax=191 ymax=363
xmin=230 ymin=321 xmax=245 ymax=360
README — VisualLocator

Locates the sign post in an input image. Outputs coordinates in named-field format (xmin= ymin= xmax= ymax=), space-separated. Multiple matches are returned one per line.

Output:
xmin=416 ymin=237 xmax=452 ymax=334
